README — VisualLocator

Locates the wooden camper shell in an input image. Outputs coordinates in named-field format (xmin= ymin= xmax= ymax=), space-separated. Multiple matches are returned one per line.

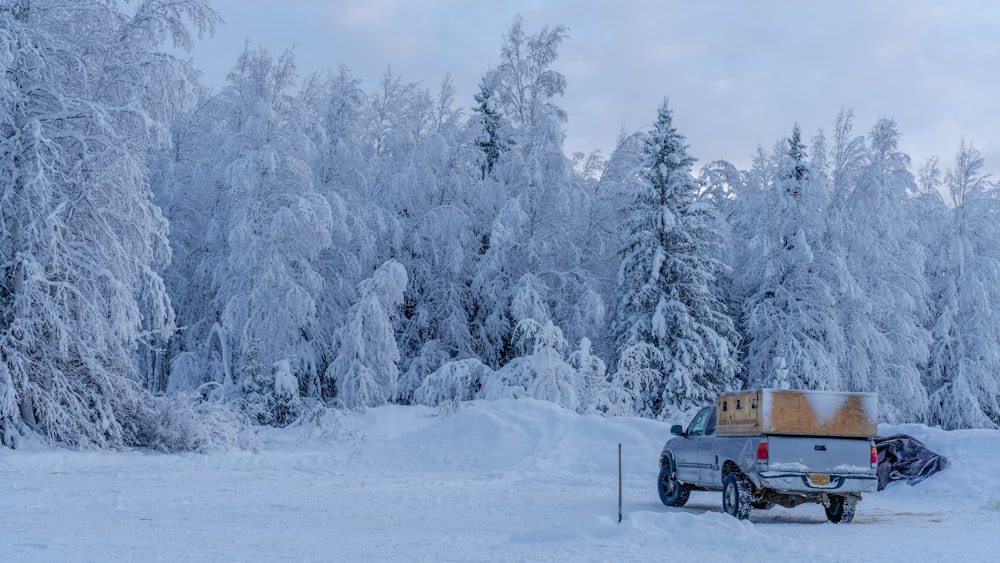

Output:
xmin=715 ymin=389 xmax=878 ymax=438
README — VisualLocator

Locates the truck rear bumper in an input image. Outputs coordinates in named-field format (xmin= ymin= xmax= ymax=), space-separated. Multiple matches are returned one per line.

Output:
xmin=758 ymin=471 xmax=877 ymax=493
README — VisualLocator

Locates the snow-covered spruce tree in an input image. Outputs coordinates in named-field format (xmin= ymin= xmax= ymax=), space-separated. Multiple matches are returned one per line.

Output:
xmin=829 ymin=117 xmax=930 ymax=422
xmin=327 ymin=260 xmax=408 ymax=410
xmin=0 ymin=0 xmax=218 ymax=448
xmin=732 ymin=126 xmax=845 ymax=391
xmin=610 ymin=100 xmax=738 ymax=417
xmin=208 ymin=47 xmax=333 ymax=425
xmin=925 ymin=141 xmax=1000 ymax=429
xmin=472 ymin=72 xmax=510 ymax=180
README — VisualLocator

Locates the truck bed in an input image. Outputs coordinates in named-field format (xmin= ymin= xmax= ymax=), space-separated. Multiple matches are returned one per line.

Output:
xmin=716 ymin=389 xmax=877 ymax=438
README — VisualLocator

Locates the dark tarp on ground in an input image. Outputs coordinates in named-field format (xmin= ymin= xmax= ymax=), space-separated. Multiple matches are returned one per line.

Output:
xmin=874 ymin=434 xmax=948 ymax=491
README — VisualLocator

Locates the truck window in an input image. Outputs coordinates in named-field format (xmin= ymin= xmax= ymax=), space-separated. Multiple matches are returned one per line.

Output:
xmin=705 ymin=409 xmax=717 ymax=435
xmin=686 ymin=406 xmax=712 ymax=436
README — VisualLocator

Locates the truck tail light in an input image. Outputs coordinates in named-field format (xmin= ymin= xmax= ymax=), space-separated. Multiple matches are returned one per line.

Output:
xmin=756 ymin=442 xmax=769 ymax=461
xmin=871 ymin=446 xmax=878 ymax=467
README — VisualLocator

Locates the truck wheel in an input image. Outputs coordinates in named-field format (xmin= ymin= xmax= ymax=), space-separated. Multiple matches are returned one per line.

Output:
xmin=824 ymin=495 xmax=857 ymax=523
xmin=722 ymin=473 xmax=752 ymax=520
xmin=657 ymin=463 xmax=690 ymax=507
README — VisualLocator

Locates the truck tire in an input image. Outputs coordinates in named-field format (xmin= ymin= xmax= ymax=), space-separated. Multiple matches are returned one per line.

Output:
xmin=824 ymin=495 xmax=857 ymax=523
xmin=722 ymin=473 xmax=752 ymax=520
xmin=657 ymin=462 xmax=690 ymax=507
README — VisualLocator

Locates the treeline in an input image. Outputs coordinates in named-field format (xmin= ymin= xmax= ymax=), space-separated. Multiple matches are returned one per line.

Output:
xmin=2 ymin=3 xmax=997 ymax=450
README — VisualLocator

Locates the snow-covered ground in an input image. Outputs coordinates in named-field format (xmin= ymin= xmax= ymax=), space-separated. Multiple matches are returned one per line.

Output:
xmin=3 ymin=399 xmax=997 ymax=562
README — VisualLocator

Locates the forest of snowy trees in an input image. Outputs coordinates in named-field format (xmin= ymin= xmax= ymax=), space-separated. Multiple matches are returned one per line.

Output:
xmin=2 ymin=1 xmax=998 ymax=450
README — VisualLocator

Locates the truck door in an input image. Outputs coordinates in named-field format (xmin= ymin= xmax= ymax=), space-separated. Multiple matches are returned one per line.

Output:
xmin=675 ymin=406 xmax=712 ymax=484
xmin=700 ymin=409 xmax=719 ymax=485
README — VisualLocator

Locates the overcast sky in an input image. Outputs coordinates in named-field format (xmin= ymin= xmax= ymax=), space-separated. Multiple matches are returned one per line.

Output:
xmin=189 ymin=0 xmax=1000 ymax=177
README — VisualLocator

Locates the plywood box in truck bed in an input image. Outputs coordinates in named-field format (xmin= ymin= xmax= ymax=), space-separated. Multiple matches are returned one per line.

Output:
xmin=716 ymin=389 xmax=877 ymax=438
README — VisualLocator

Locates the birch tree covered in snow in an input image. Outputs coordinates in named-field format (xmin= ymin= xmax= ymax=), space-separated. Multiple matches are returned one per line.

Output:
xmin=391 ymin=79 xmax=481 ymax=400
xmin=0 ymin=0 xmax=217 ymax=447
xmin=328 ymin=260 xmax=407 ymax=410
xmin=151 ymin=86 xmax=229 ymax=396
xmin=469 ymin=17 xmax=572 ymax=369
xmin=830 ymin=117 xmax=930 ymax=422
xmin=211 ymin=47 xmax=333 ymax=424
xmin=470 ymin=17 xmax=605 ymax=376
xmin=925 ymin=142 xmax=1000 ymax=429
xmin=301 ymin=66 xmax=383 ymax=387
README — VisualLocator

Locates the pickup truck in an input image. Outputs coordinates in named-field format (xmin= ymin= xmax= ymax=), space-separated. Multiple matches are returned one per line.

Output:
xmin=657 ymin=389 xmax=879 ymax=523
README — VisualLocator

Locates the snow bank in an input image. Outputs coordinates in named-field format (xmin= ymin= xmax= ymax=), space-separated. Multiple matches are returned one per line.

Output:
xmin=2 ymin=400 xmax=998 ymax=561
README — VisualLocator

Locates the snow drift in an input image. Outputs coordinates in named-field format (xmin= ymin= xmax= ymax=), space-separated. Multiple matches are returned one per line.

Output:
xmin=2 ymin=399 xmax=997 ymax=561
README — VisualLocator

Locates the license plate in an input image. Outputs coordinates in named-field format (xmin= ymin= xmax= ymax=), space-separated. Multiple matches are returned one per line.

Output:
xmin=809 ymin=473 xmax=831 ymax=486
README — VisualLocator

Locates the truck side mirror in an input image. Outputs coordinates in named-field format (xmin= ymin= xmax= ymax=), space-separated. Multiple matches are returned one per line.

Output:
xmin=670 ymin=424 xmax=684 ymax=436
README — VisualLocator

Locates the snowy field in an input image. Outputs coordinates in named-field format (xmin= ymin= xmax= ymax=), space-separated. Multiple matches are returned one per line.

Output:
xmin=3 ymin=399 xmax=997 ymax=562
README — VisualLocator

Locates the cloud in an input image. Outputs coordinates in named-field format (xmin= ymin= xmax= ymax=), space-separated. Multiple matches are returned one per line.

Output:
xmin=191 ymin=0 xmax=1000 ymax=175
xmin=339 ymin=0 xmax=401 ymax=26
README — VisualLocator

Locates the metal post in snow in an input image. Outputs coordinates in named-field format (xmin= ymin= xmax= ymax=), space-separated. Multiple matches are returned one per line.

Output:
xmin=618 ymin=442 xmax=623 ymax=523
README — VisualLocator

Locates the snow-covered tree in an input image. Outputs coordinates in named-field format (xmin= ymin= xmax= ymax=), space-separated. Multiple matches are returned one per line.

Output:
xmin=469 ymin=16 xmax=605 ymax=376
xmin=472 ymin=73 xmax=509 ymax=179
xmin=491 ymin=15 xmax=568 ymax=128
xmin=413 ymin=358 xmax=494 ymax=407
xmin=389 ymin=76 xmax=479 ymax=396
xmin=150 ymin=85 xmax=227 ymax=395
xmin=0 ymin=0 xmax=217 ymax=447
xmin=397 ymin=205 xmax=476 ymax=400
xmin=830 ymin=117 xmax=930 ymax=422
xmin=925 ymin=141 xmax=1000 ymax=429
xmin=733 ymin=127 xmax=845 ymax=391
xmin=328 ymin=260 xmax=408 ymax=410
xmin=608 ymin=344 xmax=664 ymax=418
xmin=479 ymin=319 xmax=578 ymax=411
xmin=786 ymin=124 xmax=809 ymax=184
xmin=568 ymin=337 xmax=609 ymax=415
xmin=178 ymin=46 xmax=334 ymax=424
xmin=610 ymin=100 xmax=738 ymax=417
xmin=300 ymin=67 xmax=379 ymax=377
xmin=470 ymin=199 xmax=534 ymax=368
